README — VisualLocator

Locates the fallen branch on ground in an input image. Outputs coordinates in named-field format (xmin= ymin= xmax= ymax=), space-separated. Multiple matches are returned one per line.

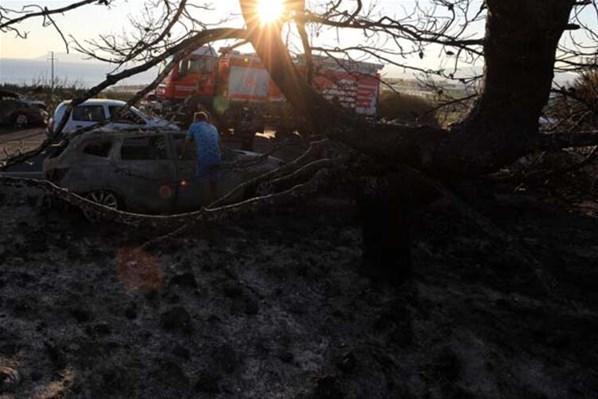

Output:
xmin=0 ymin=164 xmax=338 ymax=230
xmin=208 ymin=139 xmax=329 ymax=208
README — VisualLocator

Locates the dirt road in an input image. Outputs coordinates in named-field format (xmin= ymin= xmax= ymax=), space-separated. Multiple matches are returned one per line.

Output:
xmin=0 ymin=128 xmax=46 ymax=160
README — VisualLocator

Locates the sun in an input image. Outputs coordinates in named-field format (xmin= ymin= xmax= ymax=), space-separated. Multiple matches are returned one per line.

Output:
xmin=257 ymin=0 xmax=284 ymax=24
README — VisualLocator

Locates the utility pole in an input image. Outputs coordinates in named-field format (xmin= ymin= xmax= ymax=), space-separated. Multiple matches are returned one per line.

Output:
xmin=48 ymin=51 xmax=56 ymax=95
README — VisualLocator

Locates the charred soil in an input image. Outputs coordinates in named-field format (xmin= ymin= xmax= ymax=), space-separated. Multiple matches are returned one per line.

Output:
xmin=0 ymin=182 xmax=597 ymax=398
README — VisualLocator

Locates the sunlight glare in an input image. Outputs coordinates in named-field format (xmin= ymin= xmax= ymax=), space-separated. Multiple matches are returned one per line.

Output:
xmin=257 ymin=0 xmax=284 ymax=24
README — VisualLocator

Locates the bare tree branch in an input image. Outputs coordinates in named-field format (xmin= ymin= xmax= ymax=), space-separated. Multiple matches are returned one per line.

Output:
xmin=0 ymin=0 xmax=108 ymax=31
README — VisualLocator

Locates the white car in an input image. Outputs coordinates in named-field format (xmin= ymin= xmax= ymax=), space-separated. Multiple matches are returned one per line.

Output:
xmin=49 ymin=99 xmax=179 ymax=135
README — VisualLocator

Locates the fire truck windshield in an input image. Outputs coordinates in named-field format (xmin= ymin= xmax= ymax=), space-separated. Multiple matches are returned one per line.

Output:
xmin=178 ymin=57 xmax=215 ymax=76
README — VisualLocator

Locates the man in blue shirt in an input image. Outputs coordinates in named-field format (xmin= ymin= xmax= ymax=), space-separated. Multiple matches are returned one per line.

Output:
xmin=181 ymin=111 xmax=222 ymax=199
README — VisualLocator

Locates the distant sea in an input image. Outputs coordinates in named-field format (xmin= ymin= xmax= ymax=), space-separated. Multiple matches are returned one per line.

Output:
xmin=0 ymin=58 xmax=160 ymax=88
xmin=1 ymin=57 xmax=576 ymax=90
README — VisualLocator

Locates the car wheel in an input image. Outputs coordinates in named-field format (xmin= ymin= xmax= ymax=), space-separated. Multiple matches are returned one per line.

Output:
xmin=83 ymin=190 xmax=120 ymax=222
xmin=14 ymin=113 xmax=29 ymax=129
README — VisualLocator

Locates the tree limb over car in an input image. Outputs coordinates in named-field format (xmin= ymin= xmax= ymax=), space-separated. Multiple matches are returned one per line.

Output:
xmin=0 ymin=161 xmax=339 ymax=229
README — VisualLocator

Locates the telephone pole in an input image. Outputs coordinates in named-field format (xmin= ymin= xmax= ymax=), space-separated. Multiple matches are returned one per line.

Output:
xmin=48 ymin=51 xmax=56 ymax=95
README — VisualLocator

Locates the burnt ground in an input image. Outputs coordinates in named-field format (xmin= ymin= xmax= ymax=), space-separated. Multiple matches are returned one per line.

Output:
xmin=0 ymin=179 xmax=597 ymax=398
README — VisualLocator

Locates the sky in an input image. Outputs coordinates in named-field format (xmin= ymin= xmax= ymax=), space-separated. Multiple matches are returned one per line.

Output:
xmin=0 ymin=0 xmax=464 ymax=59
xmin=0 ymin=0 xmax=223 ymax=59
xmin=0 ymin=0 xmax=483 ymax=83
xmin=0 ymin=0 xmax=595 ymax=81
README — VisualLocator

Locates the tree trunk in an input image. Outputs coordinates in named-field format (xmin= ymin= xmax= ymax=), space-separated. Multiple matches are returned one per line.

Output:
xmin=239 ymin=0 xmax=576 ymax=176
xmin=239 ymin=0 xmax=340 ymax=131
xmin=357 ymin=173 xmax=413 ymax=285
xmin=435 ymin=0 xmax=576 ymax=175
xmin=238 ymin=0 xmax=577 ymax=283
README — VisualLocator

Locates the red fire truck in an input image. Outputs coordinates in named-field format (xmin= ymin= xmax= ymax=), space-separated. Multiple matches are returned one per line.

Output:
xmin=155 ymin=46 xmax=383 ymax=129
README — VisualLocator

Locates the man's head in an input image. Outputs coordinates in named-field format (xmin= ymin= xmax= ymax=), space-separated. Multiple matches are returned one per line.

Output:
xmin=194 ymin=111 xmax=209 ymax=123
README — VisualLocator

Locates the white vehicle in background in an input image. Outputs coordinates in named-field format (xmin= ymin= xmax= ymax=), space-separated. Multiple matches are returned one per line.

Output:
xmin=48 ymin=99 xmax=179 ymax=135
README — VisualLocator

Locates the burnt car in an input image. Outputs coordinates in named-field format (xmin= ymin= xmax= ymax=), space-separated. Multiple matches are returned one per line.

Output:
xmin=42 ymin=129 xmax=283 ymax=214
xmin=0 ymin=90 xmax=48 ymax=129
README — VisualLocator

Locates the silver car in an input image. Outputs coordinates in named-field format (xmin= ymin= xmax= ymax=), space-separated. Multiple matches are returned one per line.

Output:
xmin=49 ymin=99 xmax=179 ymax=135
xmin=43 ymin=129 xmax=283 ymax=214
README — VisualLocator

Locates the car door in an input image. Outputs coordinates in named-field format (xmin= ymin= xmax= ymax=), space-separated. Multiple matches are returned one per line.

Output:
xmin=69 ymin=105 xmax=106 ymax=132
xmin=171 ymin=134 xmax=253 ymax=210
xmin=112 ymin=134 xmax=177 ymax=213
xmin=171 ymin=133 xmax=205 ymax=211
xmin=58 ymin=137 xmax=116 ymax=192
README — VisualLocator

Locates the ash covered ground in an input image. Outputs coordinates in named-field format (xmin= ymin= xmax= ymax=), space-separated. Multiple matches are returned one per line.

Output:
xmin=0 ymin=184 xmax=597 ymax=398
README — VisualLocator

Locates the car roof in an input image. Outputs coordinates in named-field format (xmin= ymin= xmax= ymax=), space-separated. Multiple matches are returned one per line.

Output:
xmin=74 ymin=128 xmax=180 ymax=141
xmin=58 ymin=98 xmax=127 ymax=107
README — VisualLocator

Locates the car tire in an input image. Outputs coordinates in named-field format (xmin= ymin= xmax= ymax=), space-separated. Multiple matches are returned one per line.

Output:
xmin=83 ymin=190 xmax=121 ymax=222
xmin=13 ymin=113 xmax=29 ymax=129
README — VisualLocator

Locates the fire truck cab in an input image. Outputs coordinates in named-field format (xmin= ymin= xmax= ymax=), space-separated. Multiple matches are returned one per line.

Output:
xmin=156 ymin=46 xmax=219 ymax=102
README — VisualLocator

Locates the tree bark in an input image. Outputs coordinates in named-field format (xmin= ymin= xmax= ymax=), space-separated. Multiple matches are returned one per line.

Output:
xmin=435 ymin=0 xmax=577 ymax=175
xmin=357 ymin=173 xmax=413 ymax=285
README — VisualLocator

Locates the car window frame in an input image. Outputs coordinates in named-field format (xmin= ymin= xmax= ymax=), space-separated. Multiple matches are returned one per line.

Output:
xmin=107 ymin=105 xmax=147 ymax=125
xmin=116 ymin=134 xmax=173 ymax=161
xmin=72 ymin=104 xmax=107 ymax=123
xmin=79 ymin=137 xmax=116 ymax=159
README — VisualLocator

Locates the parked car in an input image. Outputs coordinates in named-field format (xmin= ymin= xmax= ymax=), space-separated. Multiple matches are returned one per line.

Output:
xmin=48 ymin=99 xmax=179 ymax=135
xmin=0 ymin=89 xmax=48 ymax=129
xmin=43 ymin=129 xmax=283 ymax=214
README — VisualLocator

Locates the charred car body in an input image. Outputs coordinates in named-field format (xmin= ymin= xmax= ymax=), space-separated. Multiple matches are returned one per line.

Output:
xmin=0 ymin=89 xmax=48 ymax=129
xmin=43 ymin=129 xmax=283 ymax=214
